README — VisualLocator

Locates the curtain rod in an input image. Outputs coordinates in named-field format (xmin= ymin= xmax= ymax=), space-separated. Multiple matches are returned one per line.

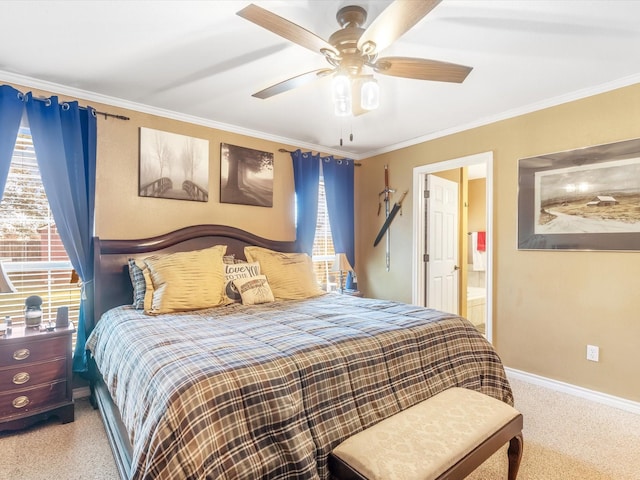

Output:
xmin=278 ymin=148 xmax=361 ymax=166
xmin=94 ymin=110 xmax=130 ymax=121
xmin=30 ymin=94 xmax=129 ymax=121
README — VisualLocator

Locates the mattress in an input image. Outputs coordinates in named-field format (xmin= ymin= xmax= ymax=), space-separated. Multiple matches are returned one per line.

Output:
xmin=87 ymin=293 xmax=512 ymax=479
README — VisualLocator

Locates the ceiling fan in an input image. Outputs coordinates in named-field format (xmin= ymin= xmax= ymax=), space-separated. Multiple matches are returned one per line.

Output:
xmin=237 ymin=0 xmax=473 ymax=115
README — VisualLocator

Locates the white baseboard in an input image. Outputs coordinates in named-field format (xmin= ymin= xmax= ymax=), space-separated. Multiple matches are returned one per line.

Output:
xmin=506 ymin=367 xmax=640 ymax=415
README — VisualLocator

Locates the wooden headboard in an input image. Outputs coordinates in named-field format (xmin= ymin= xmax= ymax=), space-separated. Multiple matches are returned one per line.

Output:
xmin=92 ymin=224 xmax=298 ymax=323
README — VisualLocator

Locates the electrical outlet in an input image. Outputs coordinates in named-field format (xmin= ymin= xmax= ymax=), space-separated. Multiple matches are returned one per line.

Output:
xmin=586 ymin=345 xmax=599 ymax=362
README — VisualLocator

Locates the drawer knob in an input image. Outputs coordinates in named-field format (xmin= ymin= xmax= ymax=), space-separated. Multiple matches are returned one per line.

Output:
xmin=13 ymin=348 xmax=30 ymax=361
xmin=12 ymin=395 xmax=30 ymax=409
xmin=12 ymin=372 xmax=30 ymax=385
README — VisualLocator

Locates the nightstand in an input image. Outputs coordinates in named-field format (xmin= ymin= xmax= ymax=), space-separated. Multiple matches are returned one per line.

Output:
xmin=0 ymin=322 xmax=75 ymax=432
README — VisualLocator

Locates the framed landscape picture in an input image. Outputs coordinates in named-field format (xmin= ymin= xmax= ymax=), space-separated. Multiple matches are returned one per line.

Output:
xmin=139 ymin=127 xmax=209 ymax=202
xmin=220 ymin=143 xmax=273 ymax=207
xmin=518 ymin=137 xmax=640 ymax=251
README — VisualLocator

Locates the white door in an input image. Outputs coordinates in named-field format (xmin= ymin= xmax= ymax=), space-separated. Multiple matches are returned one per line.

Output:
xmin=425 ymin=174 xmax=459 ymax=314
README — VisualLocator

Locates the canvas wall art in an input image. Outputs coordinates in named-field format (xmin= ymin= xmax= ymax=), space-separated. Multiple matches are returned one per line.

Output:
xmin=518 ymin=137 xmax=640 ymax=250
xmin=139 ymin=127 xmax=209 ymax=202
xmin=220 ymin=143 xmax=273 ymax=207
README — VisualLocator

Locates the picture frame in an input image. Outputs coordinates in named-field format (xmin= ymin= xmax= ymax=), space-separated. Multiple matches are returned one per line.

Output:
xmin=139 ymin=127 xmax=209 ymax=202
xmin=220 ymin=143 xmax=274 ymax=207
xmin=518 ymin=137 xmax=640 ymax=251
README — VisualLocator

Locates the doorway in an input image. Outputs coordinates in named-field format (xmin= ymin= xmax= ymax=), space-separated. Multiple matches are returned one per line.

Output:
xmin=411 ymin=151 xmax=494 ymax=342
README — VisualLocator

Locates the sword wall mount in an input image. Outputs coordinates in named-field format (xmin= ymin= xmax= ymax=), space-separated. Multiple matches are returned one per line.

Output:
xmin=374 ymin=164 xmax=408 ymax=271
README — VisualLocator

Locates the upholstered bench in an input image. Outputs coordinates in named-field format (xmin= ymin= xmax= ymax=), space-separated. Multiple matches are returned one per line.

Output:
xmin=329 ymin=387 xmax=523 ymax=480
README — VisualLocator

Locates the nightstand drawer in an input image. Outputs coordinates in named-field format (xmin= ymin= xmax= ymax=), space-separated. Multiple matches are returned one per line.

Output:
xmin=0 ymin=336 xmax=68 ymax=366
xmin=0 ymin=380 xmax=67 ymax=418
xmin=0 ymin=357 xmax=67 ymax=390
xmin=0 ymin=323 xmax=74 ymax=431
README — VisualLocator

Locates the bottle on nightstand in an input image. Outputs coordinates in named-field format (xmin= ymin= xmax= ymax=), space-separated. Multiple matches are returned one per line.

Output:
xmin=56 ymin=306 xmax=69 ymax=327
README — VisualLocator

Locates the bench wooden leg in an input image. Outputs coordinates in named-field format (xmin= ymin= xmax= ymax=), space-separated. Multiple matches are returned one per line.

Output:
xmin=507 ymin=433 xmax=523 ymax=480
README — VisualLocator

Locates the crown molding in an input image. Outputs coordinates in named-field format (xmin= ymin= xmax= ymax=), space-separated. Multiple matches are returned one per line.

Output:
xmin=3 ymin=69 xmax=639 ymax=162
xmin=0 ymin=70 xmax=347 ymax=158
xmin=360 ymin=73 xmax=640 ymax=159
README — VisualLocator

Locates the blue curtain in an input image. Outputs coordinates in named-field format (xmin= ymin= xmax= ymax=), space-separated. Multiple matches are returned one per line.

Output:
xmin=0 ymin=85 xmax=25 ymax=201
xmin=322 ymin=155 xmax=355 ymax=289
xmin=25 ymin=93 xmax=97 ymax=373
xmin=291 ymin=149 xmax=320 ymax=254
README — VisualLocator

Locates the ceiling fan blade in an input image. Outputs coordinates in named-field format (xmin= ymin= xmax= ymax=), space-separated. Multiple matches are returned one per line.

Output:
xmin=357 ymin=0 xmax=442 ymax=55
xmin=374 ymin=57 xmax=472 ymax=83
xmin=237 ymin=4 xmax=337 ymax=56
xmin=252 ymin=69 xmax=333 ymax=99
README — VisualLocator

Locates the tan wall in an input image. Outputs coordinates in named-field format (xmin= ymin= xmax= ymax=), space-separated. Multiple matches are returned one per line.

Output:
xmin=96 ymin=111 xmax=298 ymax=240
xmin=357 ymin=83 xmax=640 ymax=402
xmin=467 ymin=178 xmax=486 ymax=265
xmin=10 ymin=79 xmax=639 ymax=402
xmin=8 ymin=81 xmax=298 ymax=241
xmin=468 ymin=178 xmax=486 ymax=233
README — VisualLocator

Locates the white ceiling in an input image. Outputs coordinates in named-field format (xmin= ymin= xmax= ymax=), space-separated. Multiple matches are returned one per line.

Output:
xmin=2 ymin=0 xmax=640 ymax=160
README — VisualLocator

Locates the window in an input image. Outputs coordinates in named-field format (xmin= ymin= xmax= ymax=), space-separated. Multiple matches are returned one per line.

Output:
xmin=0 ymin=127 xmax=80 ymax=346
xmin=311 ymin=177 xmax=337 ymax=291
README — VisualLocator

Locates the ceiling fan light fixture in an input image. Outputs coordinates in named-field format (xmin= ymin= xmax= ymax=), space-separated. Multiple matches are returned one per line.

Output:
xmin=360 ymin=77 xmax=379 ymax=110
xmin=239 ymin=2 xmax=474 ymax=118
xmin=332 ymin=72 xmax=352 ymax=116
xmin=334 ymin=97 xmax=352 ymax=117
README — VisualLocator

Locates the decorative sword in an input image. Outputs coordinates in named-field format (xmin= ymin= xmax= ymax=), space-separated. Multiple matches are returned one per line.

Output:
xmin=377 ymin=165 xmax=395 ymax=271
xmin=374 ymin=190 xmax=408 ymax=248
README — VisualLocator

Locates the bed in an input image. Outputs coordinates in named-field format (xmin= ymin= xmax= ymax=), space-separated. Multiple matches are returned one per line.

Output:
xmin=87 ymin=224 xmax=513 ymax=480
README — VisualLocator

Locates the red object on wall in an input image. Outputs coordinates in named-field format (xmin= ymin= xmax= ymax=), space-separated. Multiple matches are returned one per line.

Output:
xmin=477 ymin=231 xmax=486 ymax=252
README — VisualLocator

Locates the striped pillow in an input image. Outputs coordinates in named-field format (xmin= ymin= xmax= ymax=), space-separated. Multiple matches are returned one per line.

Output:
xmin=244 ymin=246 xmax=324 ymax=300
xmin=143 ymin=245 xmax=227 ymax=314
xmin=128 ymin=258 xmax=146 ymax=309
xmin=128 ymin=258 xmax=155 ymax=311
xmin=223 ymin=254 xmax=237 ymax=265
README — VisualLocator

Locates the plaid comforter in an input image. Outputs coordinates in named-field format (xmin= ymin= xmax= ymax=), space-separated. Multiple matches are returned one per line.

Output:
xmin=87 ymin=294 xmax=512 ymax=480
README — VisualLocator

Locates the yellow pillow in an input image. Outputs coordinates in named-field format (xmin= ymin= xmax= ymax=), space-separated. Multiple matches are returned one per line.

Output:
xmin=244 ymin=246 xmax=324 ymax=300
xmin=143 ymin=245 xmax=227 ymax=314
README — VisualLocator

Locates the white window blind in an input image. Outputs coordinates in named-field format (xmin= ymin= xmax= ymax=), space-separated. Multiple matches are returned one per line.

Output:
xmin=311 ymin=178 xmax=337 ymax=291
xmin=0 ymin=127 xmax=80 ymax=347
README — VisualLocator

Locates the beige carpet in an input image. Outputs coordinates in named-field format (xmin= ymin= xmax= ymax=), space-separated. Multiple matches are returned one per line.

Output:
xmin=468 ymin=379 xmax=640 ymax=480
xmin=1 ymin=379 xmax=638 ymax=479
xmin=0 ymin=397 xmax=119 ymax=479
